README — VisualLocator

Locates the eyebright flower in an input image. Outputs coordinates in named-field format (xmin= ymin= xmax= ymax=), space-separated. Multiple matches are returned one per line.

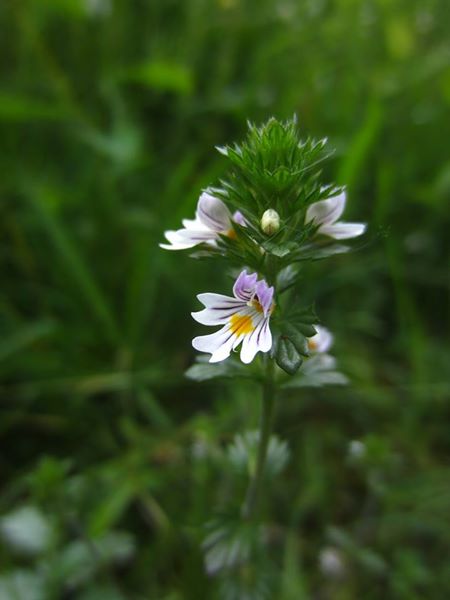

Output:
xmin=160 ymin=192 xmax=245 ymax=250
xmin=191 ymin=270 xmax=274 ymax=364
xmin=306 ymin=190 xmax=366 ymax=240
xmin=308 ymin=325 xmax=333 ymax=353
xmin=305 ymin=325 xmax=342 ymax=377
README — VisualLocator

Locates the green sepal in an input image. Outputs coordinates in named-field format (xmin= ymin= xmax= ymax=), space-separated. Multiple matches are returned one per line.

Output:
xmin=275 ymin=336 xmax=303 ymax=375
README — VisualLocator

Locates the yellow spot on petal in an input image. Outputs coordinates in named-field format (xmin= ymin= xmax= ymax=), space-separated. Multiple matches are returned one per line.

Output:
xmin=230 ymin=313 xmax=255 ymax=336
xmin=248 ymin=299 xmax=264 ymax=313
xmin=247 ymin=299 xmax=275 ymax=315
xmin=308 ymin=339 xmax=317 ymax=351
xmin=225 ymin=227 xmax=237 ymax=240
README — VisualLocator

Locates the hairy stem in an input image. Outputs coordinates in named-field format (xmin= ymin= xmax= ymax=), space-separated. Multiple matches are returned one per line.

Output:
xmin=241 ymin=357 xmax=276 ymax=519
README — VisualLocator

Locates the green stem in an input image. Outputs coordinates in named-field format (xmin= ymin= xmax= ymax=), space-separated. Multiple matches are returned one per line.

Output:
xmin=241 ymin=357 xmax=276 ymax=520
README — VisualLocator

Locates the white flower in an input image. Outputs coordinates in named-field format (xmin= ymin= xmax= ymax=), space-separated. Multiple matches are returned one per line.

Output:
xmin=191 ymin=270 xmax=274 ymax=364
xmin=295 ymin=325 xmax=349 ymax=386
xmin=306 ymin=190 xmax=366 ymax=240
xmin=160 ymin=192 xmax=245 ymax=250
xmin=307 ymin=325 xmax=333 ymax=354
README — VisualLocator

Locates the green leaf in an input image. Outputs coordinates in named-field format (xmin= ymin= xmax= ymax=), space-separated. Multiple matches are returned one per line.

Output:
xmin=227 ymin=431 xmax=290 ymax=478
xmin=262 ymin=240 xmax=295 ymax=258
xmin=284 ymin=305 xmax=318 ymax=332
xmin=78 ymin=585 xmax=126 ymax=600
xmin=281 ymin=324 xmax=310 ymax=356
xmin=292 ymin=243 xmax=350 ymax=262
xmin=26 ymin=186 xmax=120 ymax=344
xmin=276 ymin=337 xmax=303 ymax=375
xmin=88 ymin=483 xmax=135 ymax=537
xmin=0 ymin=570 xmax=45 ymax=600
xmin=283 ymin=369 xmax=348 ymax=389
xmin=0 ymin=320 xmax=56 ymax=362
xmin=185 ymin=358 xmax=246 ymax=382
xmin=296 ymin=323 xmax=317 ymax=338
xmin=118 ymin=60 xmax=193 ymax=95
xmin=56 ymin=531 xmax=135 ymax=588
xmin=0 ymin=93 xmax=69 ymax=122
xmin=282 ymin=354 xmax=348 ymax=389
xmin=203 ymin=515 xmax=264 ymax=576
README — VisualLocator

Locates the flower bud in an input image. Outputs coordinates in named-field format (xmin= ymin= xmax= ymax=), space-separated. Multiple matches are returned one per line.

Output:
xmin=260 ymin=209 xmax=280 ymax=235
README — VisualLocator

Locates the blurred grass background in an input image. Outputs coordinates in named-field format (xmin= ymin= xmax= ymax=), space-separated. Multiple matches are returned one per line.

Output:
xmin=0 ymin=0 xmax=449 ymax=598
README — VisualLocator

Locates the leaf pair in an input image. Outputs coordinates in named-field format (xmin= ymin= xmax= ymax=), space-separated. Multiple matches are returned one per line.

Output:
xmin=275 ymin=322 xmax=317 ymax=376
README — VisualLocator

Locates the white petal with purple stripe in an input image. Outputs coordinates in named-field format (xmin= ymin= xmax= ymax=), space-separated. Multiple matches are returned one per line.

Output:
xmin=160 ymin=192 xmax=246 ymax=250
xmin=306 ymin=190 xmax=366 ymax=240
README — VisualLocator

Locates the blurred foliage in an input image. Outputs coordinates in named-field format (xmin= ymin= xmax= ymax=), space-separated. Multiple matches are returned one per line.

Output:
xmin=0 ymin=0 xmax=449 ymax=598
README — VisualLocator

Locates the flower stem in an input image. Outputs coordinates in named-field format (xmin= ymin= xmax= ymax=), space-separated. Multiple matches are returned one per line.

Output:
xmin=241 ymin=357 xmax=276 ymax=520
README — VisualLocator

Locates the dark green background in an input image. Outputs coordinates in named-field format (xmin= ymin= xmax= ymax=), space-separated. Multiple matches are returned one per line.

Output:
xmin=1 ymin=1 xmax=449 ymax=598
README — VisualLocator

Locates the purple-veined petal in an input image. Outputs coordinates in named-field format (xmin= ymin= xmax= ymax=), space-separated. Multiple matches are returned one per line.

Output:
xmin=255 ymin=280 xmax=274 ymax=317
xmin=192 ymin=293 xmax=246 ymax=325
xmin=160 ymin=225 xmax=218 ymax=250
xmin=192 ymin=324 xmax=238 ymax=363
xmin=257 ymin=318 xmax=273 ymax=353
xmin=196 ymin=192 xmax=232 ymax=232
xmin=181 ymin=217 xmax=210 ymax=231
xmin=159 ymin=230 xmax=199 ymax=250
xmin=319 ymin=221 xmax=366 ymax=240
xmin=192 ymin=304 xmax=243 ymax=326
xmin=239 ymin=315 xmax=272 ymax=364
xmin=175 ymin=228 xmax=218 ymax=243
xmin=306 ymin=191 xmax=346 ymax=227
xmin=233 ymin=270 xmax=258 ymax=301
xmin=195 ymin=293 xmax=246 ymax=309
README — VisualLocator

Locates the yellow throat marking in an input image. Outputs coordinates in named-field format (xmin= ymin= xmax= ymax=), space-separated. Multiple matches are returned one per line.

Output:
xmin=308 ymin=339 xmax=317 ymax=351
xmin=230 ymin=313 xmax=255 ymax=336
xmin=248 ymin=299 xmax=264 ymax=313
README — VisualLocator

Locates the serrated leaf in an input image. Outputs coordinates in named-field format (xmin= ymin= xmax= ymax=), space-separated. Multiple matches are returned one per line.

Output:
xmin=296 ymin=323 xmax=317 ymax=338
xmin=262 ymin=240 xmax=295 ymax=258
xmin=56 ymin=531 xmax=135 ymax=589
xmin=276 ymin=337 xmax=303 ymax=375
xmin=284 ymin=305 xmax=318 ymax=330
xmin=203 ymin=516 xmax=264 ymax=576
xmin=282 ymin=354 xmax=348 ymax=388
xmin=227 ymin=431 xmax=290 ymax=478
xmin=283 ymin=370 xmax=348 ymax=389
xmin=282 ymin=324 xmax=310 ymax=356
xmin=185 ymin=359 xmax=244 ymax=382
xmin=293 ymin=243 xmax=350 ymax=262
